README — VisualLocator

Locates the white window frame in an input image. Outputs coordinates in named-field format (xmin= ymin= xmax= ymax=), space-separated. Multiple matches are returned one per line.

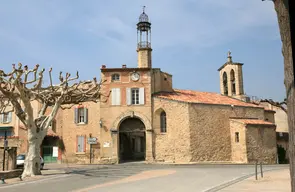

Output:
xmin=126 ymin=87 xmax=145 ymax=105
xmin=131 ymin=88 xmax=140 ymax=105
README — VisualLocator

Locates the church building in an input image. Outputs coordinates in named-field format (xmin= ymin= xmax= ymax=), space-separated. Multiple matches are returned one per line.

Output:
xmin=0 ymin=9 xmax=278 ymax=165
xmin=54 ymin=9 xmax=277 ymax=165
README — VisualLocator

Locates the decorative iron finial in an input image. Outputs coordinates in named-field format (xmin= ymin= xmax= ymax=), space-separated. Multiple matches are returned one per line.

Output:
xmin=227 ymin=51 xmax=232 ymax=62
xmin=143 ymin=5 xmax=146 ymax=13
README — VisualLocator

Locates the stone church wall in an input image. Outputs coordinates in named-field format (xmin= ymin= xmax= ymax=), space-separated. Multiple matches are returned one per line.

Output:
xmin=189 ymin=104 xmax=265 ymax=162
xmin=230 ymin=120 xmax=248 ymax=163
xmin=246 ymin=125 xmax=277 ymax=164
xmin=153 ymin=98 xmax=191 ymax=163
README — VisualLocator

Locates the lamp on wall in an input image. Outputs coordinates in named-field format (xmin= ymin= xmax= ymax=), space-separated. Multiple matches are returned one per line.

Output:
xmin=99 ymin=120 xmax=103 ymax=128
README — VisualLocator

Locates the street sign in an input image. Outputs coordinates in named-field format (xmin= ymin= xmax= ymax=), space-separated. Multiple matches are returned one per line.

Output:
xmin=87 ymin=137 xmax=97 ymax=144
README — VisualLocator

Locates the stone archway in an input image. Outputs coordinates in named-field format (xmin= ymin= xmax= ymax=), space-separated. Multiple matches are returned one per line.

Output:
xmin=119 ymin=117 xmax=146 ymax=162
xmin=110 ymin=110 xmax=153 ymax=163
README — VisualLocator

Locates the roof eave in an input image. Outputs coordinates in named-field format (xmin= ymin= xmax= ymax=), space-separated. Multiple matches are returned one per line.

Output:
xmin=217 ymin=62 xmax=244 ymax=71
xmin=153 ymin=96 xmax=264 ymax=109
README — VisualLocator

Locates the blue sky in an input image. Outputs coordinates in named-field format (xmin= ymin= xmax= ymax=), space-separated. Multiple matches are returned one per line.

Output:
xmin=0 ymin=0 xmax=285 ymax=101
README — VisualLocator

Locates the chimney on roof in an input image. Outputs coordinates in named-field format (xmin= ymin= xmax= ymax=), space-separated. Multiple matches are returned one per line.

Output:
xmin=122 ymin=64 xmax=127 ymax=68
xmin=101 ymin=64 xmax=106 ymax=69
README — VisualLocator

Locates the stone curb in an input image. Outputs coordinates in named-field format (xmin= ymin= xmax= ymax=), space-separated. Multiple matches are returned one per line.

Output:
xmin=203 ymin=168 xmax=285 ymax=192
xmin=0 ymin=172 xmax=70 ymax=188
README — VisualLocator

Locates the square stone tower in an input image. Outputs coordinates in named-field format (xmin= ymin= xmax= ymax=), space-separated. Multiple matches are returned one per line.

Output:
xmin=136 ymin=6 xmax=152 ymax=68
xmin=218 ymin=51 xmax=248 ymax=101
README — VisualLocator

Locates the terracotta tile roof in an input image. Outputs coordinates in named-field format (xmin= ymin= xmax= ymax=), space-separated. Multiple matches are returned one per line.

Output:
xmin=230 ymin=118 xmax=276 ymax=126
xmin=154 ymin=89 xmax=262 ymax=108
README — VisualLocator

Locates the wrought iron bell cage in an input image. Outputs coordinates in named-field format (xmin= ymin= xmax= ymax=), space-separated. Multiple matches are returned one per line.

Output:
xmin=137 ymin=12 xmax=151 ymax=31
xmin=136 ymin=8 xmax=152 ymax=49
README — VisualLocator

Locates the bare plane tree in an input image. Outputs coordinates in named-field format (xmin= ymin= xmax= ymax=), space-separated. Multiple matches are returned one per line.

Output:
xmin=0 ymin=63 xmax=106 ymax=178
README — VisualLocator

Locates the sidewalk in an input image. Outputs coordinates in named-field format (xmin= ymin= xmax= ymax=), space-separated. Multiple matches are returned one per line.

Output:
xmin=220 ymin=168 xmax=290 ymax=192
xmin=0 ymin=169 xmax=67 ymax=185
xmin=0 ymin=163 xmax=108 ymax=186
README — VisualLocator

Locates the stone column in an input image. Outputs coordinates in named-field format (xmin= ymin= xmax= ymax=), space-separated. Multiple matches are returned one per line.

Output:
xmin=145 ymin=130 xmax=154 ymax=162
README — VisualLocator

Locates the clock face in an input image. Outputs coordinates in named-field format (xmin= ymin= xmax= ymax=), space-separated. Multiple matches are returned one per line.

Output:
xmin=131 ymin=72 xmax=140 ymax=81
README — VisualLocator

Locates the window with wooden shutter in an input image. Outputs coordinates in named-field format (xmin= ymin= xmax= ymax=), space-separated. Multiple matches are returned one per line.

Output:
xmin=111 ymin=88 xmax=121 ymax=105
xmin=74 ymin=108 xmax=78 ymax=124
xmin=74 ymin=107 xmax=88 ymax=124
xmin=83 ymin=108 xmax=88 ymax=124
xmin=116 ymin=88 xmax=121 ymax=105
xmin=77 ymin=135 xmax=85 ymax=152
xmin=126 ymin=88 xmax=131 ymax=105
xmin=139 ymin=88 xmax=145 ymax=105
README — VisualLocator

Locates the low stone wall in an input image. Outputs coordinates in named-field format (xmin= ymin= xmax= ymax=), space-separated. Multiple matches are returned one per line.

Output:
xmin=0 ymin=169 xmax=23 ymax=179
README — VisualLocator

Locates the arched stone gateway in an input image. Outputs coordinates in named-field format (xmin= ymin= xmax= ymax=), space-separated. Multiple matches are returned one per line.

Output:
xmin=111 ymin=111 xmax=153 ymax=163
xmin=119 ymin=118 xmax=146 ymax=162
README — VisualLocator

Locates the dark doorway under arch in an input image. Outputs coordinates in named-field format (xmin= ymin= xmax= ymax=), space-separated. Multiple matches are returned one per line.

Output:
xmin=119 ymin=117 xmax=146 ymax=163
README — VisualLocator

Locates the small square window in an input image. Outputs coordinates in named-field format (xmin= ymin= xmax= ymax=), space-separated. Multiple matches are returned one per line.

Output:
xmin=111 ymin=74 xmax=120 ymax=81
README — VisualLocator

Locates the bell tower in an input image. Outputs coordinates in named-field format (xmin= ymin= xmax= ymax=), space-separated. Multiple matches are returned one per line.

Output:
xmin=137 ymin=6 xmax=152 ymax=68
xmin=218 ymin=51 xmax=248 ymax=101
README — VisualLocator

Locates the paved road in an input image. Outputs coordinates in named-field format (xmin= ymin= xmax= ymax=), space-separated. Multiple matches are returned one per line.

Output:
xmin=0 ymin=163 xmax=287 ymax=192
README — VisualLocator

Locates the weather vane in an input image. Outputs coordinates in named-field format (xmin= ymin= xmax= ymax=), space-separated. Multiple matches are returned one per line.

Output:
xmin=143 ymin=6 xmax=146 ymax=13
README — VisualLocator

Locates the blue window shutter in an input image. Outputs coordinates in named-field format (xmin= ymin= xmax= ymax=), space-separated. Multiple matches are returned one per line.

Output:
xmin=84 ymin=108 xmax=88 ymax=124
xmin=74 ymin=108 xmax=78 ymax=124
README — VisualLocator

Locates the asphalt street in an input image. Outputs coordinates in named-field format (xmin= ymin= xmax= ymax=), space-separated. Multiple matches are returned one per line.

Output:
xmin=0 ymin=163 xmax=287 ymax=192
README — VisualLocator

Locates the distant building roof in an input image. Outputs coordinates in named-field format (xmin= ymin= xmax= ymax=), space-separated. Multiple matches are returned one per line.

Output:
xmin=154 ymin=89 xmax=263 ymax=108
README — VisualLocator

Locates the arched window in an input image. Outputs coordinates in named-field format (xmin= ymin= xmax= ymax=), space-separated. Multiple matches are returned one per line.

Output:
xmin=223 ymin=72 xmax=228 ymax=95
xmin=230 ymin=69 xmax=236 ymax=95
xmin=111 ymin=73 xmax=120 ymax=81
xmin=160 ymin=111 xmax=167 ymax=133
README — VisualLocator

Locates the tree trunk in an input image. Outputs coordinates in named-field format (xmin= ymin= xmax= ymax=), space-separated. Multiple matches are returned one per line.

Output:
xmin=22 ymin=128 xmax=44 ymax=178
xmin=273 ymin=0 xmax=295 ymax=191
